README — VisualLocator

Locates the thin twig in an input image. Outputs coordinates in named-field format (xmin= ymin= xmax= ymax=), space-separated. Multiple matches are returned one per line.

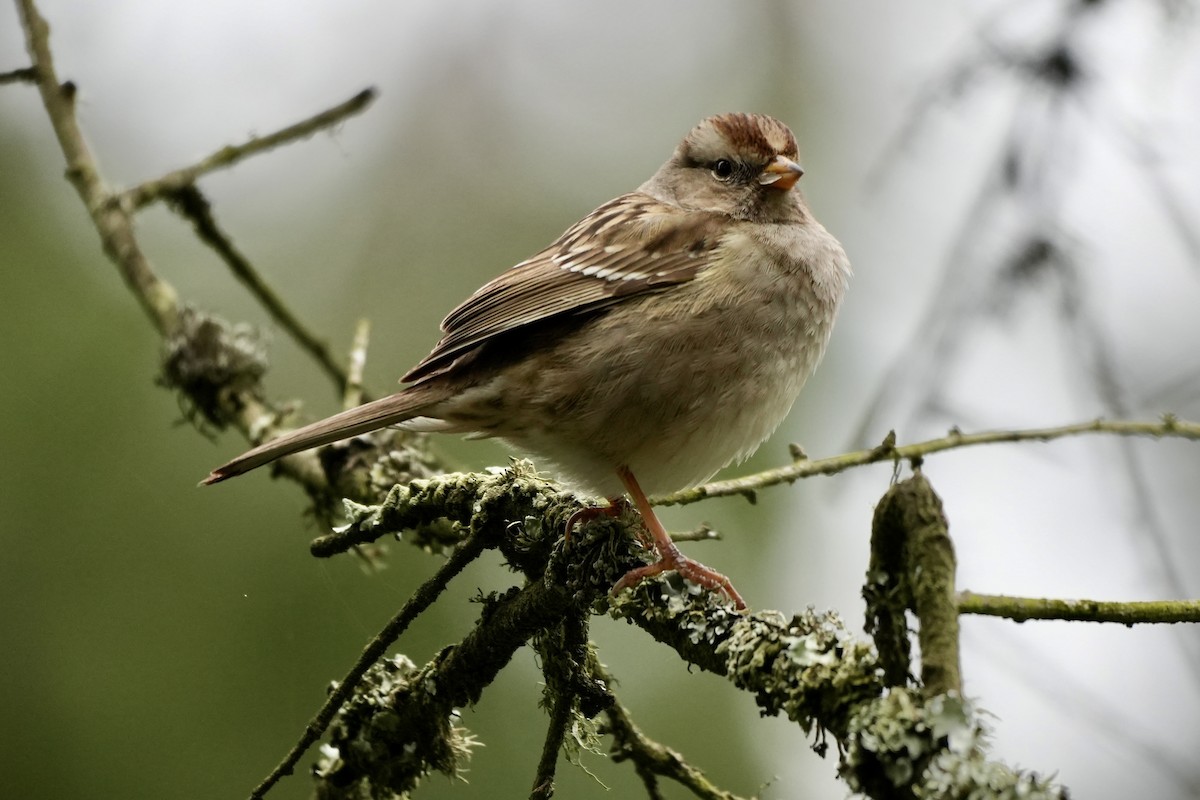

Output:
xmin=671 ymin=523 xmax=720 ymax=543
xmin=250 ymin=531 xmax=488 ymax=800
xmin=165 ymin=185 xmax=355 ymax=397
xmin=0 ymin=65 xmax=38 ymax=83
xmin=594 ymin=655 xmax=747 ymax=800
xmin=121 ymin=87 xmax=377 ymax=211
xmin=958 ymin=591 xmax=1200 ymax=624
xmin=530 ymin=683 xmax=573 ymax=799
xmin=656 ymin=416 xmax=1200 ymax=507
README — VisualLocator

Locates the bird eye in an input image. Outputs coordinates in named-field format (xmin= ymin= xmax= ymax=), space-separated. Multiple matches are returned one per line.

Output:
xmin=711 ymin=159 xmax=734 ymax=180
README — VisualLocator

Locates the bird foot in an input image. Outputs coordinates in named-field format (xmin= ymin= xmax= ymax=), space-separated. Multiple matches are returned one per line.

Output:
xmin=611 ymin=542 xmax=746 ymax=610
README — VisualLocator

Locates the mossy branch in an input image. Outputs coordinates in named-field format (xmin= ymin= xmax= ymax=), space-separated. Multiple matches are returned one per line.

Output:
xmin=867 ymin=472 xmax=961 ymax=698
xmin=252 ymin=527 xmax=489 ymax=800
xmin=529 ymin=614 xmax=596 ymax=800
xmin=296 ymin=465 xmax=1066 ymax=798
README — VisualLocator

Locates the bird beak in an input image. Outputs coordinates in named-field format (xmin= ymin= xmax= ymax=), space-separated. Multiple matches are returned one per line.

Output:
xmin=759 ymin=155 xmax=804 ymax=191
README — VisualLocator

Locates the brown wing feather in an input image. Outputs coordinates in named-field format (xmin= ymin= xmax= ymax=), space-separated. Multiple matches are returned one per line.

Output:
xmin=402 ymin=193 xmax=727 ymax=383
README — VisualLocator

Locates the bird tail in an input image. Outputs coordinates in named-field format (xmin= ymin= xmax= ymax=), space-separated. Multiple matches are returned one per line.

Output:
xmin=202 ymin=389 xmax=433 ymax=485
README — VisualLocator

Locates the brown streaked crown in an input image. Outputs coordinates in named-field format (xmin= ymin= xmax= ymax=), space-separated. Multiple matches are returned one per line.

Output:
xmin=680 ymin=113 xmax=799 ymax=166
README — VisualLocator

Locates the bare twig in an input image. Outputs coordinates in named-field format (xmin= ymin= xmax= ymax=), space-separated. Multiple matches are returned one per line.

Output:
xmin=958 ymin=592 xmax=1200 ymax=625
xmin=671 ymin=523 xmax=720 ymax=543
xmin=121 ymin=87 xmax=377 ymax=211
xmin=14 ymin=0 xmax=379 ymax=494
xmin=657 ymin=416 xmax=1200 ymax=507
xmin=0 ymin=65 xmax=38 ymax=83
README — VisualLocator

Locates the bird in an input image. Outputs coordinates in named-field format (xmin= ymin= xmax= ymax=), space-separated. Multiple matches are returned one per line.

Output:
xmin=204 ymin=113 xmax=851 ymax=610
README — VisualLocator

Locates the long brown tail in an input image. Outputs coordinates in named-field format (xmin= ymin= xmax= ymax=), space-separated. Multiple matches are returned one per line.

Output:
xmin=202 ymin=389 xmax=433 ymax=485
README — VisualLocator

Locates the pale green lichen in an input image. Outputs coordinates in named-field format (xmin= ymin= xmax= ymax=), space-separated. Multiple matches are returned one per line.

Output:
xmin=315 ymin=462 xmax=1067 ymax=799
xmin=720 ymin=608 xmax=882 ymax=740
xmin=313 ymin=654 xmax=481 ymax=800
xmin=841 ymin=689 xmax=1067 ymax=800
xmin=159 ymin=306 xmax=268 ymax=430
xmin=610 ymin=587 xmax=883 ymax=749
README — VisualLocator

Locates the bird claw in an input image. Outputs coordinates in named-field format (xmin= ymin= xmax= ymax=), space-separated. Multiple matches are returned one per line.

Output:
xmin=611 ymin=547 xmax=747 ymax=611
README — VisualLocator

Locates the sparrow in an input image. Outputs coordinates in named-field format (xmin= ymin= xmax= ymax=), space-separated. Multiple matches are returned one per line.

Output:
xmin=205 ymin=113 xmax=851 ymax=610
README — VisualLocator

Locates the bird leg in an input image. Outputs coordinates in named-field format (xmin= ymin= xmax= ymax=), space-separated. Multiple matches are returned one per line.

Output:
xmin=609 ymin=466 xmax=747 ymax=610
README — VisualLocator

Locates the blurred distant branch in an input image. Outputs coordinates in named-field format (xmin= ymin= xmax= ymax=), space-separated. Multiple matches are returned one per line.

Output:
xmin=849 ymin=2 xmax=1200 ymax=705
xmin=958 ymin=592 xmax=1200 ymax=625
xmin=661 ymin=416 xmax=1200 ymax=507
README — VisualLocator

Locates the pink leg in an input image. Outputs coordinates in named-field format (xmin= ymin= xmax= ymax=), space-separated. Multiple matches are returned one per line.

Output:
xmin=609 ymin=466 xmax=746 ymax=610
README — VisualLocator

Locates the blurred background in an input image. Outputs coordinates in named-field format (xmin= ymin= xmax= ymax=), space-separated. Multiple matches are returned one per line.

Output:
xmin=2 ymin=1 xmax=1199 ymax=798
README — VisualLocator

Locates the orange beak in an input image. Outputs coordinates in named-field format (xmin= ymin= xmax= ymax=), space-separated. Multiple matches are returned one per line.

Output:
xmin=759 ymin=155 xmax=804 ymax=191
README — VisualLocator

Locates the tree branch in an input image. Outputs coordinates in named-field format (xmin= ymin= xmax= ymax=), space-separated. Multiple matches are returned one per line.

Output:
xmin=251 ymin=527 xmax=490 ymax=799
xmin=869 ymin=473 xmax=962 ymax=698
xmin=292 ymin=462 xmax=1068 ymax=798
xmin=120 ymin=87 xmax=377 ymax=211
xmin=17 ymin=0 xmax=182 ymax=336
xmin=529 ymin=614 xmax=594 ymax=800
xmin=595 ymin=654 xmax=748 ymax=800
xmin=164 ymin=185 xmax=358 ymax=399
xmin=310 ymin=578 xmax=584 ymax=797
xmin=14 ymin=0 xmax=397 ymax=501
xmin=0 ymin=65 xmax=37 ymax=83
xmin=658 ymin=416 xmax=1200 ymax=508
xmin=958 ymin=592 xmax=1200 ymax=624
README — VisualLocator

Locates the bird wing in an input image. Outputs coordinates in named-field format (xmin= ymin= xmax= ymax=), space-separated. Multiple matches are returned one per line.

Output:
xmin=402 ymin=193 xmax=728 ymax=383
